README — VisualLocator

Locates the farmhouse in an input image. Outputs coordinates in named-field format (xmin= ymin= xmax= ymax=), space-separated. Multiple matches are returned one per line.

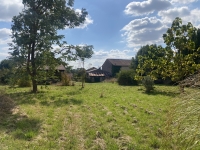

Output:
xmin=86 ymin=67 xmax=111 ymax=82
xmin=44 ymin=64 xmax=66 ymax=72
xmin=102 ymin=59 xmax=131 ymax=76
xmin=44 ymin=64 xmax=66 ymax=82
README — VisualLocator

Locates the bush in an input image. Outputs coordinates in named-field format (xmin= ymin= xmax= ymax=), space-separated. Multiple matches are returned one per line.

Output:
xmin=18 ymin=78 xmax=32 ymax=87
xmin=61 ymin=73 xmax=71 ymax=86
xmin=117 ymin=70 xmax=138 ymax=86
xmin=142 ymin=76 xmax=154 ymax=93
xmin=17 ymin=73 xmax=32 ymax=87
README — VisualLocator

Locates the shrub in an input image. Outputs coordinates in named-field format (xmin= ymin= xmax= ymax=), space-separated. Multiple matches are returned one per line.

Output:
xmin=142 ymin=76 xmax=154 ymax=93
xmin=117 ymin=70 xmax=138 ymax=86
xmin=18 ymin=77 xmax=32 ymax=87
xmin=61 ymin=73 xmax=71 ymax=86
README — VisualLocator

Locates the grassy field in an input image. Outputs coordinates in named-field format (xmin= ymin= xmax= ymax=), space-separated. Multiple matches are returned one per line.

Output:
xmin=0 ymin=82 xmax=199 ymax=149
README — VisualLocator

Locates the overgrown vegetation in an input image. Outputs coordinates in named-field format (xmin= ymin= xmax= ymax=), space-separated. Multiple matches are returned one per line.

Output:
xmin=117 ymin=70 xmax=138 ymax=86
xmin=17 ymin=73 xmax=32 ymax=87
xmin=164 ymin=89 xmax=200 ymax=149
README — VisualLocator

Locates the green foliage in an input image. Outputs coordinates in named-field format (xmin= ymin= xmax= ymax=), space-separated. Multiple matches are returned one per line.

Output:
xmin=18 ymin=75 xmax=32 ymax=87
xmin=10 ymin=0 xmax=88 ymax=93
xmin=75 ymin=45 xmax=94 ymax=88
xmin=130 ymin=57 xmax=137 ymax=70
xmin=142 ymin=76 xmax=154 ymax=93
xmin=163 ymin=17 xmax=200 ymax=81
xmin=136 ymin=18 xmax=200 ymax=83
xmin=135 ymin=44 xmax=171 ymax=81
xmin=131 ymin=45 xmax=154 ymax=70
xmin=75 ymin=45 xmax=94 ymax=62
xmin=0 ymin=59 xmax=15 ymax=84
xmin=117 ymin=70 xmax=138 ymax=85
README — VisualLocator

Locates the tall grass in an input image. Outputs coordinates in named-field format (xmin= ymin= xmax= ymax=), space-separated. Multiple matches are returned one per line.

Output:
xmin=164 ymin=88 xmax=200 ymax=149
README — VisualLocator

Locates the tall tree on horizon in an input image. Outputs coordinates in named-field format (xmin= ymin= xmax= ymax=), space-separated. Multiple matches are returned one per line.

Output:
xmin=10 ymin=0 xmax=88 ymax=93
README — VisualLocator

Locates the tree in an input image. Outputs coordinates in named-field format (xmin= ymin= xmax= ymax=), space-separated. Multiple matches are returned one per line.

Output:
xmin=130 ymin=57 xmax=137 ymax=70
xmin=10 ymin=0 xmax=88 ymax=93
xmin=130 ymin=45 xmax=152 ymax=70
xmin=135 ymin=44 xmax=172 ymax=81
xmin=75 ymin=45 xmax=94 ymax=88
xmin=163 ymin=17 xmax=200 ymax=82
xmin=136 ymin=18 xmax=200 ymax=90
xmin=0 ymin=59 xmax=14 ymax=84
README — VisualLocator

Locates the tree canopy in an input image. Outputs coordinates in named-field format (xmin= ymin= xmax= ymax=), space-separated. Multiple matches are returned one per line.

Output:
xmin=135 ymin=17 xmax=200 ymax=84
xmin=75 ymin=45 xmax=94 ymax=88
xmin=163 ymin=17 xmax=200 ymax=81
xmin=10 ymin=0 xmax=88 ymax=92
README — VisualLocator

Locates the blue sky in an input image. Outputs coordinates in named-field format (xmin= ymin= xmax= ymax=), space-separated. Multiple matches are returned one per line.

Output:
xmin=0 ymin=0 xmax=200 ymax=69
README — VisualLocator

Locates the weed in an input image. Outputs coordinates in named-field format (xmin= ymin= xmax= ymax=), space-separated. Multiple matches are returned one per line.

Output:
xmin=142 ymin=76 xmax=154 ymax=93
xmin=100 ymin=92 xmax=104 ymax=98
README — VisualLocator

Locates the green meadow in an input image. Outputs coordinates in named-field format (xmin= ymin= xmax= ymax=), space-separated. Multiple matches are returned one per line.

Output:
xmin=0 ymin=83 xmax=199 ymax=150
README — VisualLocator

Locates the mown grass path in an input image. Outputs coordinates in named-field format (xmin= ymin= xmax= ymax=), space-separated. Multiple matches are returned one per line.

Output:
xmin=0 ymin=83 xmax=179 ymax=149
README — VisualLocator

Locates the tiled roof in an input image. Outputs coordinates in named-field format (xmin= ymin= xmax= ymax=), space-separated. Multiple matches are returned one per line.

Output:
xmin=87 ymin=69 xmax=111 ymax=77
xmin=107 ymin=59 xmax=131 ymax=66
xmin=55 ymin=64 xmax=66 ymax=71
xmin=86 ymin=67 xmax=97 ymax=72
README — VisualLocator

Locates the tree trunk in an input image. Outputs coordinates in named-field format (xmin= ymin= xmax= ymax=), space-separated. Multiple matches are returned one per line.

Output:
xmin=32 ymin=78 xmax=37 ymax=93
xmin=82 ymin=61 xmax=85 ymax=88
xmin=31 ymin=40 xmax=37 ymax=93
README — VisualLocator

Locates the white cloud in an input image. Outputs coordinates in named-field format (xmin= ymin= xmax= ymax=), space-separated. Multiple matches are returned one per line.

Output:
xmin=171 ymin=0 xmax=197 ymax=4
xmin=76 ymin=15 xmax=93 ymax=29
xmin=0 ymin=28 xmax=13 ymax=61
xmin=158 ymin=7 xmax=190 ymax=24
xmin=74 ymin=9 xmax=93 ymax=29
xmin=158 ymin=7 xmax=200 ymax=27
xmin=0 ymin=52 xmax=10 ymax=61
xmin=122 ymin=0 xmax=200 ymax=49
xmin=0 ymin=0 xmax=23 ymax=22
xmin=0 ymin=28 xmax=12 ymax=45
xmin=188 ymin=9 xmax=200 ymax=28
xmin=121 ymin=17 xmax=167 ymax=48
xmin=0 ymin=45 xmax=11 ymax=61
xmin=0 ymin=28 xmax=11 ymax=37
xmin=125 ymin=0 xmax=171 ymax=16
